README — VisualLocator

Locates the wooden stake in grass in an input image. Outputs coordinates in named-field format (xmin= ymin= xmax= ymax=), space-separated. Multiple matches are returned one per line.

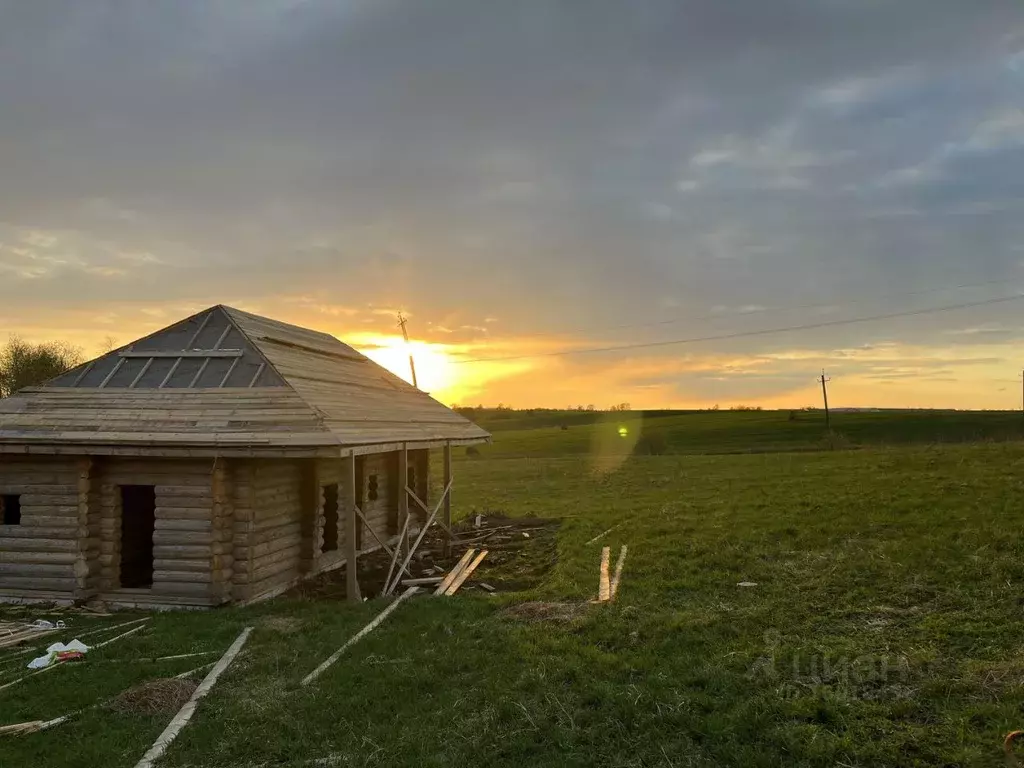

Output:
xmin=301 ymin=587 xmax=419 ymax=687
xmin=134 ymin=627 xmax=253 ymax=768
xmin=598 ymin=546 xmax=611 ymax=602
xmin=609 ymin=545 xmax=628 ymax=601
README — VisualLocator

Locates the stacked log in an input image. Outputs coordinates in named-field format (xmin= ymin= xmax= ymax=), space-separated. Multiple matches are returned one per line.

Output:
xmin=0 ymin=457 xmax=81 ymax=598
xmin=231 ymin=460 xmax=304 ymax=600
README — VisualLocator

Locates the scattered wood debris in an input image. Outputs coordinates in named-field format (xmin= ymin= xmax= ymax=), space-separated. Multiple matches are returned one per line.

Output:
xmin=294 ymin=512 xmax=559 ymax=599
xmin=0 ymin=621 xmax=59 ymax=650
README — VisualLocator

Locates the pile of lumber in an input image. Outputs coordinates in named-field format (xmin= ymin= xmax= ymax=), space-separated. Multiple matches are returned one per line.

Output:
xmin=0 ymin=621 xmax=58 ymax=650
xmin=400 ymin=548 xmax=489 ymax=596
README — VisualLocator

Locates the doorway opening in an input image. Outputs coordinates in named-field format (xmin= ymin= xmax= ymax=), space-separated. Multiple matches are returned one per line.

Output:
xmin=120 ymin=485 xmax=155 ymax=588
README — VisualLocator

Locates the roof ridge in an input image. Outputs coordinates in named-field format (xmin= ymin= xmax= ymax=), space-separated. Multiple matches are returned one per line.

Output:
xmin=221 ymin=305 xmax=338 ymax=342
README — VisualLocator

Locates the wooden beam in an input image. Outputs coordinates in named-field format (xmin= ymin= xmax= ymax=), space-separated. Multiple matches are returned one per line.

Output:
xmin=128 ymin=358 xmax=154 ymax=389
xmin=71 ymin=360 xmax=96 ymax=387
xmin=352 ymin=504 xmax=413 ymax=581
xmin=397 ymin=444 xmax=410 ymax=559
xmin=188 ymin=358 xmax=211 ymax=388
xmin=157 ymin=357 xmax=182 ymax=389
xmin=300 ymin=586 xmax=419 ymax=687
xmin=134 ymin=627 xmax=253 ymax=768
xmin=119 ymin=350 xmax=244 ymax=359
xmin=344 ymin=456 xmax=360 ymax=602
xmin=433 ymin=549 xmax=475 ymax=596
xmin=218 ymin=356 xmax=241 ymax=388
xmin=97 ymin=358 xmax=125 ymax=389
xmin=383 ymin=511 xmax=412 ymax=595
xmin=610 ymin=545 xmax=628 ymax=601
xmin=443 ymin=550 xmax=487 ymax=596
xmin=211 ymin=324 xmax=232 ymax=350
xmin=443 ymin=441 xmax=453 ymax=555
xmin=383 ymin=488 xmax=446 ymax=595
xmin=248 ymin=363 xmax=265 ymax=388
xmin=598 ymin=547 xmax=611 ymax=602
xmin=185 ymin=311 xmax=213 ymax=349
xmin=407 ymin=485 xmax=459 ymax=541
xmin=346 ymin=438 xmax=488 ymax=456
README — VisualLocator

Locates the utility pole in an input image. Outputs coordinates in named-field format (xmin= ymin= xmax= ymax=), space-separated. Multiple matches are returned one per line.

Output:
xmin=819 ymin=370 xmax=831 ymax=430
xmin=397 ymin=312 xmax=418 ymax=389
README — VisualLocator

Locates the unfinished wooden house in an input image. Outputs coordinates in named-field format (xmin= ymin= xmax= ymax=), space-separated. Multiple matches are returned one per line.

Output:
xmin=0 ymin=306 xmax=489 ymax=608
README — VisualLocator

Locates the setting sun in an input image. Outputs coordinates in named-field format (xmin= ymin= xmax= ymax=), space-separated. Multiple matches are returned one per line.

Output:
xmin=350 ymin=333 xmax=462 ymax=402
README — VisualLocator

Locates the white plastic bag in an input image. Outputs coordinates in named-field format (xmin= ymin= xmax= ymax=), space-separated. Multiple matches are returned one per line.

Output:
xmin=26 ymin=639 xmax=90 ymax=669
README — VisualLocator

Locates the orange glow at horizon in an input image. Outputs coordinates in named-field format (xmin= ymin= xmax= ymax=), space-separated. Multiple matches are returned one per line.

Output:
xmin=348 ymin=333 xmax=532 ymax=405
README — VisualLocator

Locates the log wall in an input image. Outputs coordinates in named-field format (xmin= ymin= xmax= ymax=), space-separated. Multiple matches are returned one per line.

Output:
xmin=0 ymin=451 xmax=421 ymax=607
xmin=232 ymin=459 xmax=306 ymax=601
xmin=98 ymin=458 xmax=224 ymax=604
xmin=0 ymin=456 xmax=85 ymax=601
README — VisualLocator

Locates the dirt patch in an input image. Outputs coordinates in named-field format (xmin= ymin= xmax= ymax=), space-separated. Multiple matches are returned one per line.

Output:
xmin=260 ymin=616 xmax=304 ymax=634
xmin=293 ymin=511 xmax=560 ymax=600
xmin=502 ymin=601 xmax=590 ymax=624
xmin=108 ymin=678 xmax=197 ymax=716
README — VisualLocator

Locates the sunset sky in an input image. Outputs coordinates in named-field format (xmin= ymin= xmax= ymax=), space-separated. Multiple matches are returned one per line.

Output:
xmin=3 ymin=2 xmax=1024 ymax=410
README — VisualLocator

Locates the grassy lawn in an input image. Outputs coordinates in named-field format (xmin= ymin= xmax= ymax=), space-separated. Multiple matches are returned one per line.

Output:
xmin=5 ymin=443 xmax=1024 ymax=766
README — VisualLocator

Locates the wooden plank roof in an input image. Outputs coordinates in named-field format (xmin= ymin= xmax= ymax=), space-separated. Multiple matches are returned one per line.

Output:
xmin=0 ymin=305 xmax=489 ymax=452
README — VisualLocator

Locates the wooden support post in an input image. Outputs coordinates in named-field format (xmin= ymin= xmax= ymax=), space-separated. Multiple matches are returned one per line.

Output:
xmin=345 ymin=455 xmax=361 ymax=602
xmin=74 ymin=458 xmax=93 ymax=598
xmin=443 ymin=441 xmax=453 ymax=556
xmin=397 ymin=444 xmax=409 ymax=558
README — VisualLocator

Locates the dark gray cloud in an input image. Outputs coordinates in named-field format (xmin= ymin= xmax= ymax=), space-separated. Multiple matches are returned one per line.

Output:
xmin=2 ymin=0 xmax=1024 ymax=404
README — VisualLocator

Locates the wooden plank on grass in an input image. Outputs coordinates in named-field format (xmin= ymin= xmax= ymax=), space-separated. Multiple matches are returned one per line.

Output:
xmin=433 ymin=549 xmax=475 ymax=596
xmin=598 ymin=546 xmax=611 ymax=602
xmin=610 ymin=545 xmax=628 ymax=600
xmin=443 ymin=550 xmax=488 ymax=596
xmin=301 ymin=587 xmax=419 ymax=686
xmin=585 ymin=523 xmax=622 ymax=546
xmin=134 ymin=626 xmax=253 ymax=768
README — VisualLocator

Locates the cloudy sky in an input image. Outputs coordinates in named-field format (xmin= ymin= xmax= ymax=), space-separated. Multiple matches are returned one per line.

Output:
xmin=2 ymin=1 xmax=1024 ymax=409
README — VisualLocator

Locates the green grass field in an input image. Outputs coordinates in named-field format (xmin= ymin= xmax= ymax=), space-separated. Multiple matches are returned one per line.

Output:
xmin=464 ymin=407 xmax=1024 ymax=458
xmin=4 ymin=424 xmax=1024 ymax=766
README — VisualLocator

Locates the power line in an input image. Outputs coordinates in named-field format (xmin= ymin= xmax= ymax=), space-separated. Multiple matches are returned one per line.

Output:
xmin=453 ymin=293 xmax=1024 ymax=365
xmin=517 ymin=276 xmax=1017 ymax=340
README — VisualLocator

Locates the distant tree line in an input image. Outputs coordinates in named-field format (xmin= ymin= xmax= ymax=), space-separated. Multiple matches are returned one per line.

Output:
xmin=0 ymin=336 xmax=82 ymax=398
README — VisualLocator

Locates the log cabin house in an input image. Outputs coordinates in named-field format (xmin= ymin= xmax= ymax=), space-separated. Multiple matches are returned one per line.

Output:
xmin=0 ymin=305 xmax=489 ymax=608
